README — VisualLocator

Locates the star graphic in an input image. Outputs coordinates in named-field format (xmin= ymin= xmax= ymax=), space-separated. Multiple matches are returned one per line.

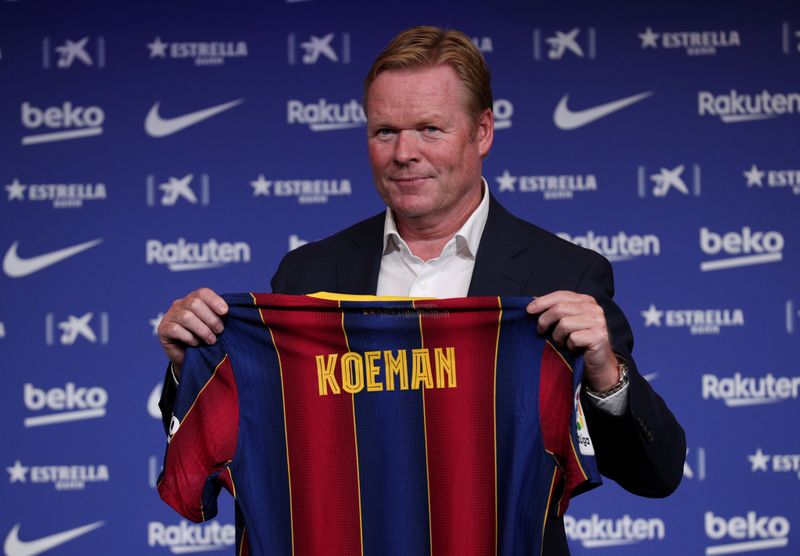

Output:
xmin=748 ymin=448 xmax=770 ymax=472
xmin=149 ymin=313 xmax=164 ymax=335
xmin=5 ymin=178 xmax=26 ymax=201
xmin=147 ymin=37 xmax=169 ymax=58
xmin=7 ymin=460 xmax=28 ymax=483
xmin=743 ymin=164 xmax=765 ymax=187
xmin=641 ymin=304 xmax=663 ymax=327
xmin=495 ymin=170 xmax=517 ymax=192
xmin=250 ymin=174 xmax=271 ymax=196
xmin=639 ymin=27 xmax=659 ymax=49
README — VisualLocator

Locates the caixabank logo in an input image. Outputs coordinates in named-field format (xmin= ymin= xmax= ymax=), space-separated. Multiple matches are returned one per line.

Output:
xmin=495 ymin=170 xmax=597 ymax=200
xmin=705 ymin=511 xmax=790 ymax=554
xmin=42 ymin=36 xmax=105 ymax=69
xmin=699 ymin=226 xmax=784 ymax=271
xmin=532 ymin=27 xmax=597 ymax=60
xmin=148 ymin=520 xmax=235 ymax=553
xmin=564 ymin=514 xmax=665 ymax=548
xmin=250 ymin=175 xmax=352 ymax=204
xmin=287 ymin=32 xmax=350 ymax=65
xmin=636 ymin=164 xmax=701 ymax=198
xmin=146 ymin=174 xmax=210 ymax=207
xmin=45 ymin=311 xmax=109 ymax=345
xmin=23 ymin=382 xmax=108 ymax=427
xmin=702 ymin=372 xmax=800 ymax=407
xmin=557 ymin=230 xmax=661 ymax=262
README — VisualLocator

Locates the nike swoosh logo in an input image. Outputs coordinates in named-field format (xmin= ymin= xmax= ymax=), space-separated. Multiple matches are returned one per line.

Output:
xmin=4 ymin=522 xmax=104 ymax=556
xmin=3 ymin=239 xmax=103 ymax=278
xmin=554 ymin=91 xmax=653 ymax=130
xmin=145 ymin=99 xmax=244 ymax=137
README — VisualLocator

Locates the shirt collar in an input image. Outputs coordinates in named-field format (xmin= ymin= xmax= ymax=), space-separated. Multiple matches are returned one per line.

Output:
xmin=382 ymin=178 xmax=490 ymax=260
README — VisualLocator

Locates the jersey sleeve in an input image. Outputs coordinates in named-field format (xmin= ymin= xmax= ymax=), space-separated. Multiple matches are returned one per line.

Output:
xmin=157 ymin=340 xmax=240 ymax=522
xmin=539 ymin=342 xmax=602 ymax=516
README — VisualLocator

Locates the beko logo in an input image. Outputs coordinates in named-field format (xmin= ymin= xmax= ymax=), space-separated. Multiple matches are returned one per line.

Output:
xmin=20 ymin=101 xmax=104 ymax=145
xmin=699 ymin=226 xmax=784 ymax=271
xmin=705 ymin=511 xmax=790 ymax=554
xmin=23 ymin=382 xmax=108 ymax=427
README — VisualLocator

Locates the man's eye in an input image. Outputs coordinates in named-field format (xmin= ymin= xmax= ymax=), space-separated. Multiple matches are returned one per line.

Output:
xmin=423 ymin=126 xmax=440 ymax=133
xmin=376 ymin=128 xmax=394 ymax=137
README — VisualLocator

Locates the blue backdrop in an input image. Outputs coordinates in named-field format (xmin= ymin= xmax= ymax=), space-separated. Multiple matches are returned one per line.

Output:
xmin=1 ymin=0 xmax=798 ymax=554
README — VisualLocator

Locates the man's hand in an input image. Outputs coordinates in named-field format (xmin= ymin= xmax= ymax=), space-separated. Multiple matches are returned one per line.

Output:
xmin=527 ymin=291 xmax=620 ymax=392
xmin=157 ymin=288 xmax=228 ymax=379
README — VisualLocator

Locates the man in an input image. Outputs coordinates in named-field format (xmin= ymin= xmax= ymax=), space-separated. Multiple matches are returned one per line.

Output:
xmin=158 ymin=26 xmax=685 ymax=555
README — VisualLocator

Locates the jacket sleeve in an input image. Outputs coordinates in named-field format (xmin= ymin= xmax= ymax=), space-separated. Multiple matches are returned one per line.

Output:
xmin=576 ymin=254 xmax=686 ymax=497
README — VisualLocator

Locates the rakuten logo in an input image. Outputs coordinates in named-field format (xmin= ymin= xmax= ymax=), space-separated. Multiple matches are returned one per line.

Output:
xmin=23 ymin=382 xmax=108 ymax=427
xmin=557 ymin=231 xmax=660 ymax=262
xmin=699 ymin=227 xmax=784 ymax=271
xmin=564 ymin=514 xmax=665 ymax=548
xmin=21 ymin=101 xmax=105 ymax=145
xmin=287 ymin=98 xmax=365 ymax=131
xmin=705 ymin=511 xmax=790 ymax=554
xmin=702 ymin=373 xmax=800 ymax=407
xmin=148 ymin=520 xmax=235 ymax=553
xmin=146 ymin=238 xmax=251 ymax=271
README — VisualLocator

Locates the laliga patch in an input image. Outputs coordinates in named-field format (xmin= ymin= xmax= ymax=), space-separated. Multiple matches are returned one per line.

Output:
xmin=574 ymin=386 xmax=595 ymax=456
xmin=168 ymin=415 xmax=181 ymax=443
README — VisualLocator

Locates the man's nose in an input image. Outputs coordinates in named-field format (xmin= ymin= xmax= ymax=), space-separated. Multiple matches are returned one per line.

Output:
xmin=393 ymin=130 xmax=419 ymax=164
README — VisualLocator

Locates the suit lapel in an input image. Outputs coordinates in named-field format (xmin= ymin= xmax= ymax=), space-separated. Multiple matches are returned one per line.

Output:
xmin=335 ymin=213 xmax=384 ymax=294
xmin=468 ymin=196 xmax=535 ymax=296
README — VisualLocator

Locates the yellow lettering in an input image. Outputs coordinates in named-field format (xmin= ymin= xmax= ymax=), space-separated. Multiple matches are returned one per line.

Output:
xmin=411 ymin=348 xmax=434 ymax=390
xmin=316 ymin=354 xmax=340 ymax=396
xmin=384 ymin=350 xmax=409 ymax=391
xmin=364 ymin=351 xmax=383 ymax=392
xmin=435 ymin=347 xmax=457 ymax=388
xmin=341 ymin=352 xmax=364 ymax=394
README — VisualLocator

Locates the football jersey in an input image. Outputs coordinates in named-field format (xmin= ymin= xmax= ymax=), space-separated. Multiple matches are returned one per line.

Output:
xmin=158 ymin=293 xmax=601 ymax=556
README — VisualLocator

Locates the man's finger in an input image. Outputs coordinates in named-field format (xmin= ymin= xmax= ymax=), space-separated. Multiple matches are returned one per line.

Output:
xmin=194 ymin=287 xmax=228 ymax=315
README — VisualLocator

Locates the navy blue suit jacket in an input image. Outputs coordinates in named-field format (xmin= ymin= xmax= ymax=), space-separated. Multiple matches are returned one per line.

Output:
xmin=161 ymin=196 xmax=685 ymax=555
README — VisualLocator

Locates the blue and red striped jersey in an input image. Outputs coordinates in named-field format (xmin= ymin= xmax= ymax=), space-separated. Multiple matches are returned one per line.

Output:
xmin=158 ymin=293 xmax=601 ymax=556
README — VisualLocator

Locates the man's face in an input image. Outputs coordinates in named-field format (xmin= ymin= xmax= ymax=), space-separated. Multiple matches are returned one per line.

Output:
xmin=366 ymin=64 xmax=493 ymax=227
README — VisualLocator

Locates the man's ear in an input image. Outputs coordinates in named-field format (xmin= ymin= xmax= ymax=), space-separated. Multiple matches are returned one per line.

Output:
xmin=475 ymin=108 xmax=494 ymax=158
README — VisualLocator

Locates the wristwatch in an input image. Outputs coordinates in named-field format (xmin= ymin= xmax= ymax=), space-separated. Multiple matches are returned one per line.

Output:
xmin=586 ymin=359 xmax=629 ymax=398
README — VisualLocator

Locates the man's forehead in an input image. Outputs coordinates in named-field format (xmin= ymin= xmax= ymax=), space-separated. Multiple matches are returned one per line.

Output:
xmin=366 ymin=65 xmax=469 ymax=114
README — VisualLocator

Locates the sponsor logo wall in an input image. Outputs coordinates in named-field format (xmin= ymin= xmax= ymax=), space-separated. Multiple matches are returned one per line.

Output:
xmin=1 ymin=1 xmax=797 ymax=554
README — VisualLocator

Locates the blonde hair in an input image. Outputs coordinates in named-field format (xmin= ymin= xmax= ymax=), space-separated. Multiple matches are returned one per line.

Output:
xmin=364 ymin=26 xmax=493 ymax=119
